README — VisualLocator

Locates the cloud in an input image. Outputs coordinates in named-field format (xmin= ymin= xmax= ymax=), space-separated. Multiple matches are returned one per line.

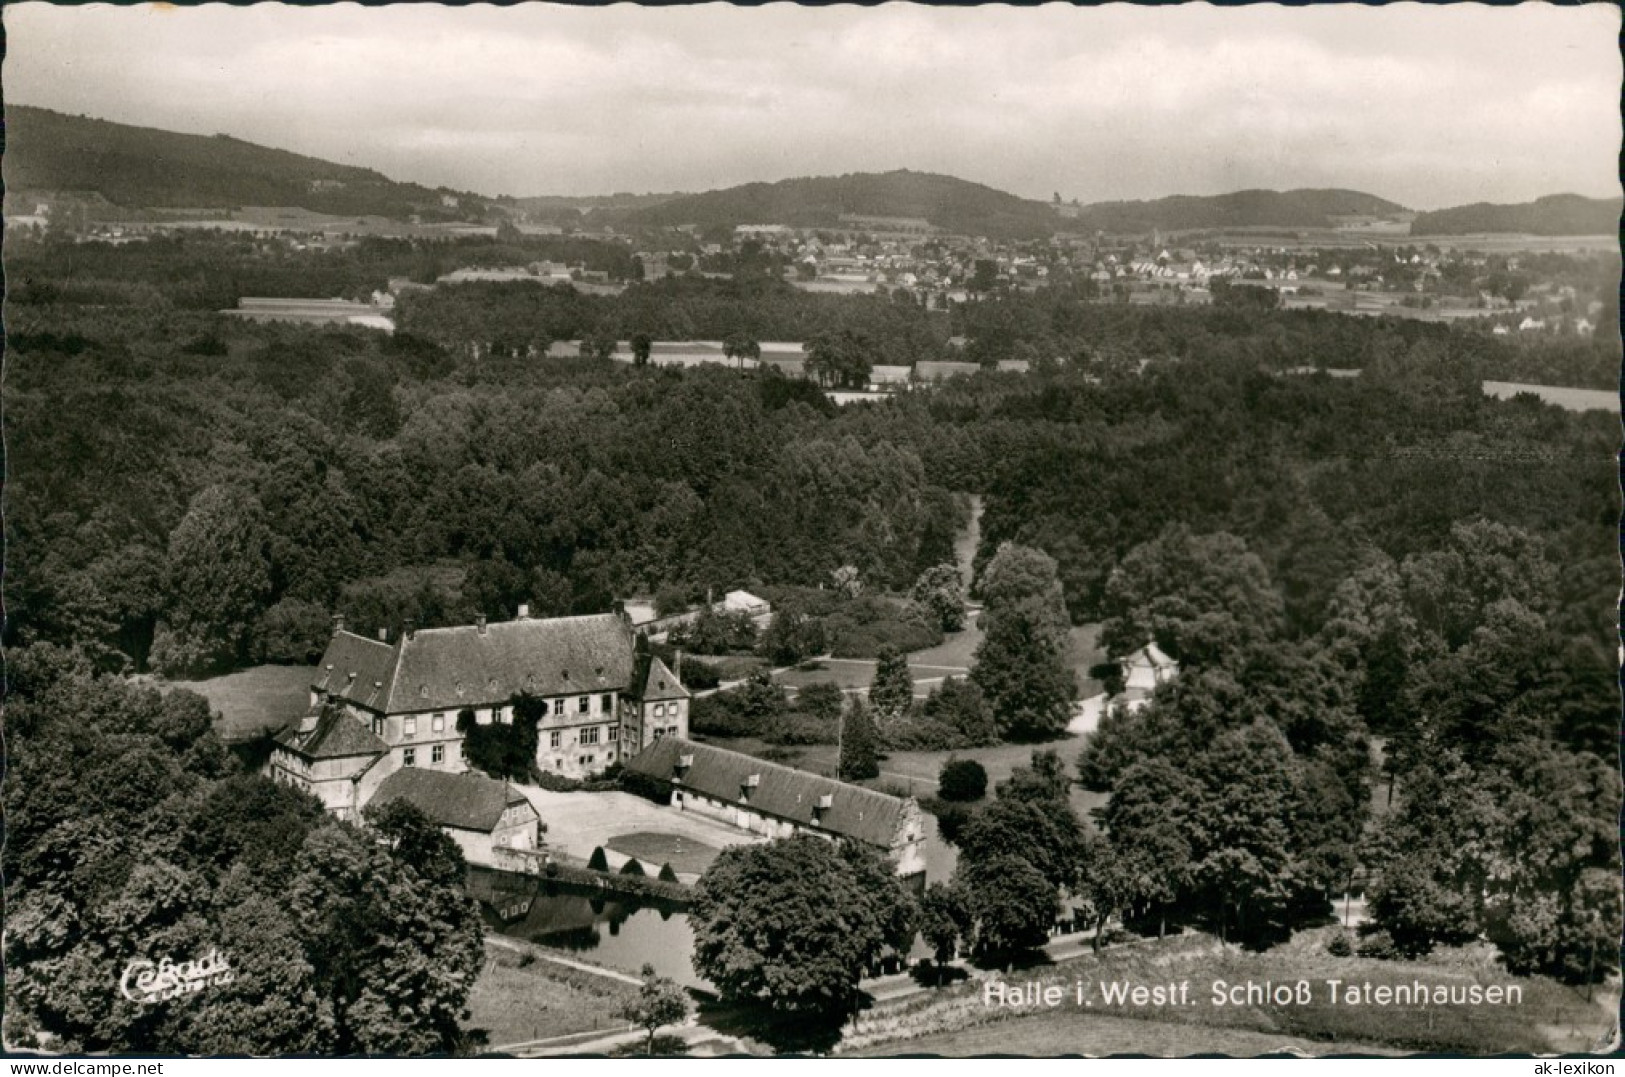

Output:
xmin=4 ymin=1 xmax=1618 ymax=207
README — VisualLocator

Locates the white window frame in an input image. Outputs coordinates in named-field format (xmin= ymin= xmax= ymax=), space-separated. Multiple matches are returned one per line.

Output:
xmin=403 ymin=747 xmax=417 ymax=767
xmin=432 ymin=745 xmax=445 ymax=764
xmin=403 ymin=716 xmax=417 ymax=738
xmin=432 ymin=713 xmax=445 ymax=733
xmin=550 ymin=730 xmax=562 ymax=749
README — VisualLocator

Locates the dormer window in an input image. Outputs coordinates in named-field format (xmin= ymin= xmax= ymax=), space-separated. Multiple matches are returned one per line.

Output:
xmin=817 ymin=793 xmax=834 ymax=810
xmin=744 ymin=774 xmax=761 ymax=789
xmin=419 ymin=684 xmax=428 ymax=698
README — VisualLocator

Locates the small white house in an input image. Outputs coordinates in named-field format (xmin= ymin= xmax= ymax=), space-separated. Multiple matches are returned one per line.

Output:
xmin=1115 ymin=642 xmax=1179 ymax=714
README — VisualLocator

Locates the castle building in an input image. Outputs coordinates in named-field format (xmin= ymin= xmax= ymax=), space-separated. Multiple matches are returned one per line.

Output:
xmin=269 ymin=608 xmax=691 ymax=815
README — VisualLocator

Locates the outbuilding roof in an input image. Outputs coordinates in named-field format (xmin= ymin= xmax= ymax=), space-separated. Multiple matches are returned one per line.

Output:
xmin=369 ymin=767 xmax=534 ymax=833
xmin=625 ymin=737 xmax=908 ymax=849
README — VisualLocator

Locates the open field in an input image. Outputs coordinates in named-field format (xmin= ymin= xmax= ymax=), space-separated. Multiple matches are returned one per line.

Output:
xmin=169 ymin=663 xmax=313 ymax=740
xmin=851 ymin=1009 xmax=1404 ymax=1057
xmin=1482 ymin=381 xmax=1618 ymax=414
xmin=465 ymin=946 xmax=632 ymax=1050
xmin=840 ymin=930 xmax=1618 ymax=1057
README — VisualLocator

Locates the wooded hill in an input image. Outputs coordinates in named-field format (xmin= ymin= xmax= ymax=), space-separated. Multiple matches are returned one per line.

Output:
xmin=4 ymin=104 xmax=497 ymax=221
xmin=614 ymin=169 xmax=1065 ymax=240
xmin=1067 ymin=188 xmax=1409 ymax=235
xmin=1409 ymin=193 xmax=1622 ymax=236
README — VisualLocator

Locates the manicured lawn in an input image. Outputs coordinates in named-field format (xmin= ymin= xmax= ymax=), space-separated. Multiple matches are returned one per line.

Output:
xmin=465 ymin=949 xmax=630 ymax=1050
xmin=606 ymin=831 xmax=723 ymax=876
xmin=167 ymin=663 xmax=314 ymax=741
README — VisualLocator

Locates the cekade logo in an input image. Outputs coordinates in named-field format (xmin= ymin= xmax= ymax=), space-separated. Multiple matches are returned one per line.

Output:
xmin=119 ymin=948 xmax=236 ymax=1004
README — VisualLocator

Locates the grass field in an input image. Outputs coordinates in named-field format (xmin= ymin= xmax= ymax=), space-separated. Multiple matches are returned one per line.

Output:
xmin=465 ymin=948 xmax=632 ymax=1050
xmin=850 ymin=1010 xmax=1404 ymax=1057
xmin=167 ymin=663 xmax=314 ymax=740
xmin=839 ymin=930 xmax=1618 ymax=1057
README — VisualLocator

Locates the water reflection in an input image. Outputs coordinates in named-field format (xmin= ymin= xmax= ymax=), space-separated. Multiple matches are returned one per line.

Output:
xmin=468 ymin=866 xmax=706 ymax=989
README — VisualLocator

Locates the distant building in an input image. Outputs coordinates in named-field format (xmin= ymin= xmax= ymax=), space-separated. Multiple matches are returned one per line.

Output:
xmin=369 ymin=768 xmax=540 ymax=867
xmin=624 ymin=737 xmax=927 ymax=882
xmin=915 ymin=360 xmax=981 ymax=382
xmin=868 ymin=365 xmax=914 ymax=391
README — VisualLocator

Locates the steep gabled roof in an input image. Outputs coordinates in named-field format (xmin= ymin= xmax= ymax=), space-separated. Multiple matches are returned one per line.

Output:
xmin=386 ymin=614 xmax=635 ymax=713
xmin=637 ymin=655 xmax=690 ymax=703
xmin=625 ymin=737 xmax=907 ymax=849
xmin=369 ymin=767 xmax=534 ymax=833
xmin=274 ymin=704 xmax=388 ymax=760
xmin=312 ymin=631 xmax=400 ymax=712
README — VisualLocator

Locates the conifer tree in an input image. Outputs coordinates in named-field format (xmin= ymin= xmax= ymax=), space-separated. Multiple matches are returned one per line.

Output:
xmin=838 ymin=696 xmax=880 ymax=781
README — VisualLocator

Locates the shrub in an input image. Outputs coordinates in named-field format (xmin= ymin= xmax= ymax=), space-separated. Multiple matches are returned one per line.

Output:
xmin=1355 ymin=931 xmax=1399 ymax=960
xmin=937 ymin=759 xmax=988 ymax=802
xmin=1327 ymin=932 xmax=1353 ymax=957
xmin=881 ymin=713 xmax=965 ymax=751
xmin=668 ymin=608 xmax=758 ymax=655
xmin=676 ymin=658 xmax=721 ymax=691
xmin=620 ymin=859 xmax=647 ymax=877
xmin=689 ymin=672 xmax=787 ymax=737
xmin=620 ymin=768 xmax=673 ymax=804
xmin=658 ymin=863 xmax=679 ymax=883
xmin=587 ymin=847 xmax=609 ymax=872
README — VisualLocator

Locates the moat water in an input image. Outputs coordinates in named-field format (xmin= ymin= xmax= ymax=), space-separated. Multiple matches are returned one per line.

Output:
xmin=468 ymin=867 xmax=707 ymax=989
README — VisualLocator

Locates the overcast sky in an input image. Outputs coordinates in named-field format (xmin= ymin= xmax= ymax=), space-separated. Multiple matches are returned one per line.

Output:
xmin=6 ymin=2 xmax=1620 ymax=208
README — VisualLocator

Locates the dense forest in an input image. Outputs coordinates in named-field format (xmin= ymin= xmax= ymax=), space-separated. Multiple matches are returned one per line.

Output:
xmin=7 ymin=105 xmax=497 ymax=221
xmin=1410 ymin=193 xmax=1622 ymax=237
xmin=7 ymin=229 xmax=1618 ymax=681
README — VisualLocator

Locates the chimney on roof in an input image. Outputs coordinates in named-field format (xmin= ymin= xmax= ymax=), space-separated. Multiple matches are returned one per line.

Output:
xmin=476 ymin=614 xmax=487 ymax=635
xmin=333 ymin=614 xmax=346 ymax=634
xmin=378 ymin=627 xmax=388 ymax=643
xmin=517 ymin=603 xmax=530 ymax=620
xmin=404 ymin=619 xmax=416 ymax=641
xmin=674 ymin=649 xmax=683 ymax=684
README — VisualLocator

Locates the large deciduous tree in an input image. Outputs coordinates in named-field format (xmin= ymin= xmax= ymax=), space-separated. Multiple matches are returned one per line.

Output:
xmin=1099 ymin=525 xmax=1283 ymax=669
xmin=689 ymin=837 xmax=914 ymax=1015
xmin=150 ymin=485 xmax=273 ymax=675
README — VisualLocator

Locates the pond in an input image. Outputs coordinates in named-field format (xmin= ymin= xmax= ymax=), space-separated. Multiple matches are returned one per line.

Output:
xmin=468 ymin=867 xmax=708 ymax=990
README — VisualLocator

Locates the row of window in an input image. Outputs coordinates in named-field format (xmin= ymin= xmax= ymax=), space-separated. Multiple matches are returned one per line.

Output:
xmin=651 ymin=702 xmax=682 ymax=718
xmin=402 ymin=743 xmax=458 ymax=767
xmin=389 ymin=694 xmax=620 ymax=739
xmin=548 ymin=725 xmax=619 ymax=749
